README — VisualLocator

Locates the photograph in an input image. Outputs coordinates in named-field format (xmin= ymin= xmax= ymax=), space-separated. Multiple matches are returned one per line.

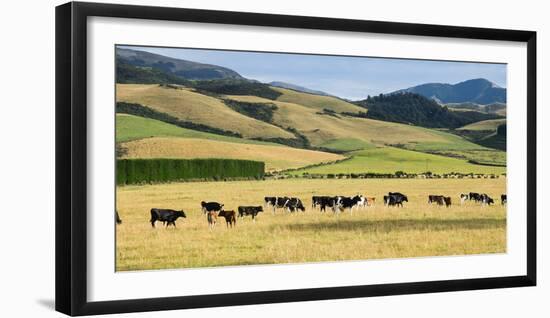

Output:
xmin=114 ymin=45 xmax=508 ymax=272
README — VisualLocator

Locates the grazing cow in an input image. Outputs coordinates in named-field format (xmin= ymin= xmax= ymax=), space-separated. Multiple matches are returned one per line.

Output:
xmin=460 ymin=194 xmax=469 ymax=205
xmin=355 ymin=195 xmax=368 ymax=209
xmin=469 ymin=192 xmax=481 ymax=202
xmin=286 ymin=198 xmax=306 ymax=213
xmin=480 ymin=194 xmax=494 ymax=206
xmin=150 ymin=208 xmax=186 ymax=228
xmin=218 ymin=210 xmax=237 ymax=228
xmin=238 ymin=206 xmax=263 ymax=221
xmin=389 ymin=192 xmax=407 ymax=199
xmin=207 ymin=211 xmax=217 ymax=229
xmin=428 ymin=195 xmax=443 ymax=204
xmin=267 ymin=197 xmax=290 ymax=213
xmin=201 ymin=201 xmax=224 ymax=214
xmin=444 ymin=197 xmax=452 ymax=207
xmin=501 ymin=194 xmax=507 ymax=205
xmin=312 ymin=196 xmax=323 ymax=209
xmin=319 ymin=196 xmax=339 ymax=213
xmin=339 ymin=195 xmax=362 ymax=214
xmin=115 ymin=210 xmax=122 ymax=225
xmin=387 ymin=193 xmax=408 ymax=207
xmin=264 ymin=197 xmax=277 ymax=208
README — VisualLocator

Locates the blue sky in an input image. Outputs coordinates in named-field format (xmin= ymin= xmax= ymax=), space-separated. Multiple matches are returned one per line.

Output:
xmin=121 ymin=45 xmax=507 ymax=100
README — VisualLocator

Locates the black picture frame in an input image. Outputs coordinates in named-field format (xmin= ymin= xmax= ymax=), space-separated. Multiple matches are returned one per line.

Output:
xmin=55 ymin=1 xmax=537 ymax=316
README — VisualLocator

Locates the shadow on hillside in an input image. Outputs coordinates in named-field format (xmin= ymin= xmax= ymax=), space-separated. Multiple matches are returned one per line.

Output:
xmin=277 ymin=217 xmax=505 ymax=233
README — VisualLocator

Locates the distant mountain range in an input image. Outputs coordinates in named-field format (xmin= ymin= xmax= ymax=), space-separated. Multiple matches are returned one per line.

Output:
xmin=392 ymin=78 xmax=506 ymax=105
xmin=116 ymin=48 xmax=244 ymax=81
xmin=269 ymin=81 xmax=332 ymax=97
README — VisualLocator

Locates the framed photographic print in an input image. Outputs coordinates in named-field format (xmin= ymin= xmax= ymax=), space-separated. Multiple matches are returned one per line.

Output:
xmin=55 ymin=1 xmax=536 ymax=316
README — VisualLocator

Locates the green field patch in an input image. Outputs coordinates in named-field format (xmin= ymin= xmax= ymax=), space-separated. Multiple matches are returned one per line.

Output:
xmin=292 ymin=146 xmax=506 ymax=175
xmin=319 ymin=138 xmax=376 ymax=152
xmin=424 ymin=149 xmax=506 ymax=167
xmin=116 ymin=114 xmax=279 ymax=146
xmin=458 ymin=119 xmax=506 ymax=131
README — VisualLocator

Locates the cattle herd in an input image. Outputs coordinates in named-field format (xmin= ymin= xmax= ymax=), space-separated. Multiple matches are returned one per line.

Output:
xmin=115 ymin=192 xmax=507 ymax=229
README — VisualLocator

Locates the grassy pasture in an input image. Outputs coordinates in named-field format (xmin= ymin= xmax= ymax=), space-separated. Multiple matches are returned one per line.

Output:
xmin=120 ymin=136 xmax=344 ymax=172
xmin=319 ymin=138 xmax=376 ymax=152
xmin=271 ymin=98 xmax=470 ymax=149
xmin=116 ymin=114 xmax=280 ymax=145
xmin=116 ymin=178 xmax=506 ymax=271
xmin=271 ymin=87 xmax=365 ymax=113
xmin=292 ymin=147 xmax=506 ymax=175
xmin=458 ymin=119 xmax=506 ymax=131
xmin=119 ymin=85 xmax=502 ymax=161
xmin=116 ymin=84 xmax=293 ymax=139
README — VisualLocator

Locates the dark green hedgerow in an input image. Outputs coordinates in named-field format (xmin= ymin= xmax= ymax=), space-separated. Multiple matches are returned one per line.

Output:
xmin=117 ymin=158 xmax=265 ymax=185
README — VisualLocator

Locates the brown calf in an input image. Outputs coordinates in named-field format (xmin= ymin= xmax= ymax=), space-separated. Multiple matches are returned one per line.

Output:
xmin=218 ymin=210 xmax=236 ymax=228
xmin=207 ymin=211 xmax=217 ymax=229
xmin=366 ymin=197 xmax=376 ymax=206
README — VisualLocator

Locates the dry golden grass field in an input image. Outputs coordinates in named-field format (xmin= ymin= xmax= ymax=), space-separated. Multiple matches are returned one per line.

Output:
xmin=120 ymin=137 xmax=345 ymax=172
xmin=116 ymin=178 xmax=506 ymax=271
xmin=272 ymin=87 xmax=365 ymax=113
xmin=458 ymin=119 xmax=506 ymax=131
xmin=116 ymin=84 xmax=293 ymax=139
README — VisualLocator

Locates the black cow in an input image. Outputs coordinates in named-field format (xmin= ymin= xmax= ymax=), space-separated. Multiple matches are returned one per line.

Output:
xmin=201 ymin=201 xmax=224 ymax=214
xmin=238 ymin=206 xmax=263 ymax=221
xmin=501 ymin=194 xmax=507 ymax=205
xmin=218 ymin=210 xmax=237 ymax=228
xmin=150 ymin=208 xmax=186 ymax=228
xmin=443 ymin=197 xmax=452 ymax=207
xmin=115 ymin=210 xmax=122 ymax=224
xmin=387 ymin=193 xmax=408 ymax=207
xmin=389 ymin=192 xmax=406 ymax=199
xmin=286 ymin=198 xmax=305 ymax=213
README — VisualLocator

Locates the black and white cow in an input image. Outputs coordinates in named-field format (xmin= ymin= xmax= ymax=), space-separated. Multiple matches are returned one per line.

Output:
xmin=469 ymin=192 xmax=481 ymax=202
xmin=264 ymin=197 xmax=277 ymax=208
xmin=150 ymin=208 xmax=186 ymax=228
xmin=428 ymin=195 xmax=443 ymax=204
xmin=312 ymin=196 xmax=323 ymax=209
xmin=501 ymin=194 xmax=507 ymax=205
xmin=460 ymin=193 xmax=469 ymax=205
xmin=266 ymin=197 xmax=290 ymax=213
xmin=355 ymin=195 xmax=368 ymax=209
xmin=286 ymin=197 xmax=306 ymax=213
xmin=338 ymin=195 xmax=362 ymax=214
xmin=318 ymin=196 xmax=339 ymax=213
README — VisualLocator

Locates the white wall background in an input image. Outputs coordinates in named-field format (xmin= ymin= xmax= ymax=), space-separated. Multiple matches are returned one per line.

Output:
xmin=0 ymin=0 xmax=546 ymax=316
